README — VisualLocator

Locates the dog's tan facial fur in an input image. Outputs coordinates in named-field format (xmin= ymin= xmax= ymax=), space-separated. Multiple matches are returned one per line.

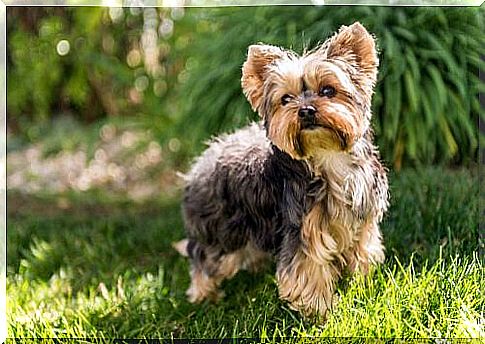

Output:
xmin=242 ymin=22 xmax=378 ymax=159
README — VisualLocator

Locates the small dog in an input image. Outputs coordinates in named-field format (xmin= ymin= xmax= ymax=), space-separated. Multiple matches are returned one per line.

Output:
xmin=174 ymin=22 xmax=389 ymax=318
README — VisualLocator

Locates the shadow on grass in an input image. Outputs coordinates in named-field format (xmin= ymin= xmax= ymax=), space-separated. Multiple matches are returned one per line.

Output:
xmin=8 ymin=167 xmax=478 ymax=275
xmin=382 ymin=167 xmax=479 ymax=265
xmin=7 ymin=189 xmax=186 ymax=290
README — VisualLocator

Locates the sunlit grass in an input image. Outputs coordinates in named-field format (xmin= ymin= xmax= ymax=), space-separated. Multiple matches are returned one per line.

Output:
xmin=7 ymin=167 xmax=482 ymax=339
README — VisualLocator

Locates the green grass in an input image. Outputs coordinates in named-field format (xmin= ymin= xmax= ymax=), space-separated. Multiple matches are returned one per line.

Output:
xmin=7 ymin=167 xmax=483 ymax=339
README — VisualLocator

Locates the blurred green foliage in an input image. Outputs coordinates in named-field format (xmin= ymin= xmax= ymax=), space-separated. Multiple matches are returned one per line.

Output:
xmin=176 ymin=7 xmax=484 ymax=169
xmin=7 ymin=7 xmax=485 ymax=169
xmin=7 ymin=7 xmax=192 ymax=141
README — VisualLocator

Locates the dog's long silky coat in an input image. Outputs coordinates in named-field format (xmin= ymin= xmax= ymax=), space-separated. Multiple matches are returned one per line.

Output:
xmin=175 ymin=22 xmax=389 ymax=318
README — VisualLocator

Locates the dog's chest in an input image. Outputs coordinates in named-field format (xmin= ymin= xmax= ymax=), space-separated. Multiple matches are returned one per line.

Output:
xmin=301 ymin=152 xmax=374 ymax=260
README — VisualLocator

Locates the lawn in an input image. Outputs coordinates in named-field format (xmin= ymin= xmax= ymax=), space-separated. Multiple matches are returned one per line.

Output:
xmin=6 ymin=166 xmax=483 ymax=339
xmin=5 ymin=5 xmax=484 ymax=342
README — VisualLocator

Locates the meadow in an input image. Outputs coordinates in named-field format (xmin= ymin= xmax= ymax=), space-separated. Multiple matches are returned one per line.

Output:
xmin=6 ymin=6 xmax=483 ymax=341
xmin=7 ymin=158 xmax=482 ymax=339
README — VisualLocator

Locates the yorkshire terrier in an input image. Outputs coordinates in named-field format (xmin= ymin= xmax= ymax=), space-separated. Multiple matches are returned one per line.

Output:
xmin=174 ymin=22 xmax=389 ymax=318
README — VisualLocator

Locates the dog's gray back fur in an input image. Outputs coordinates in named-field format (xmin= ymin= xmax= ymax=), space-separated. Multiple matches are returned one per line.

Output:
xmin=182 ymin=122 xmax=313 ymax=270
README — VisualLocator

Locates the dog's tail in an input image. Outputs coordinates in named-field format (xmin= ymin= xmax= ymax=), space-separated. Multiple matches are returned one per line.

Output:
xmin=172 ymin=239 xmax=189 ymax=257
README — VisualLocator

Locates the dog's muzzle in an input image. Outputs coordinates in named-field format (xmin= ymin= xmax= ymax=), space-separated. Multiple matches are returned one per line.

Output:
xmin=299 ymin=105 xmax=318 ymax=129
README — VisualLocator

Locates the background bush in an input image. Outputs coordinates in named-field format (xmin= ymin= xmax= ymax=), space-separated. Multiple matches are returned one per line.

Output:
xmin=7 ymin=8 xmax=194 ymax=143
xmin=7 ymin=7 xmax=484 ymax=169
xmin=175 ymin=6 xmax=484 ymax=169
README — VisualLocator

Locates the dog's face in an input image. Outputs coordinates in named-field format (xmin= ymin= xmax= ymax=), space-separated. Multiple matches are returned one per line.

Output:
xmin=241 ymin=22 xmax=378 ymax=159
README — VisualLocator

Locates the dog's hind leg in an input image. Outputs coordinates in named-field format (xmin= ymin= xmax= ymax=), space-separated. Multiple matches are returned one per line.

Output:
xmin=239 ymin=242 xmax=271 ymax=273
xmin=186 ymin=265 xmax=223 ymax=303
xmin=184 ymin=243 xmax=249 ymax=303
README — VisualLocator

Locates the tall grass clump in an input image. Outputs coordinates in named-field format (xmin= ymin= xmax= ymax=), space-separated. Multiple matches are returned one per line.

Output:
xmin=175 ymin=7 xmax=484 ymax=169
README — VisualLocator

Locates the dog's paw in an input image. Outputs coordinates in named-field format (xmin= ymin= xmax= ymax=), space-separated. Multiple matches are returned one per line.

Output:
xmin=186 ymin=286 xmax=225 ymax=303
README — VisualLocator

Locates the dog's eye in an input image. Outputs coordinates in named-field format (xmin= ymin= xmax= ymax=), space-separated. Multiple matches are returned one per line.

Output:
xmin=319 ymin=86 xmax=336 ymax=98
xmin=281 ymin=94 xmax=292 ymax=106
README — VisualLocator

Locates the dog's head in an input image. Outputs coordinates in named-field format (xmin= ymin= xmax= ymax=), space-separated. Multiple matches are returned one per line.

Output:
xmin=242 ymin=22 xmax=378 ymax=160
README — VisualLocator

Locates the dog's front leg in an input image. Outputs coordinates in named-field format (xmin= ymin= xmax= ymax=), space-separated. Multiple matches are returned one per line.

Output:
xmin=276 ymin=249 xmax=340 ymax=319
xmin=346 ymin=220 xmax=385 ymax=275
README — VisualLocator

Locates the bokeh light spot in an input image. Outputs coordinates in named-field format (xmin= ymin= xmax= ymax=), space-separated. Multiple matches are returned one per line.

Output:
xmin=100 ymin=124 xmax=116 ymax=142
xmin=159 ymin=19 xmax=174 ymax=39
xmin=56 ymin=40 xmax=70 ymax=56
xmin=168 ymin=138 xmax=181 ymax=152
xmin=127 ymin=49 xmax=142 ymax=68
xmin=135 ymin=76 xmax=150 ymax=92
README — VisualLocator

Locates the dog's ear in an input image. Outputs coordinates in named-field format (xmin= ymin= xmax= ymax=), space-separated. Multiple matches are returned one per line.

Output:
xmin=242 ymin=44 xmax=285 ymax=113
xmin=322 ymin=22 xmax=378 ymax=93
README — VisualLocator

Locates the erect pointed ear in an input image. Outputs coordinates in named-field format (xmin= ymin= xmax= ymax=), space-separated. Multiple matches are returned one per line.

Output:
xmin=323 ymin=22 xmax=379 ymax=92
xmin=241 ymin=44 xmax=285 ymax=113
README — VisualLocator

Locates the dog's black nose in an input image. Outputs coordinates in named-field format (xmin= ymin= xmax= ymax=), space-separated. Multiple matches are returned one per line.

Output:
xmin=298 ymin=106 xmax=317 ymax=119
